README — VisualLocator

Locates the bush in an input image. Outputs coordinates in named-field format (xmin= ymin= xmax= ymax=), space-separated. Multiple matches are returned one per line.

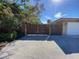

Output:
xmin=0 ymin=31 xmax=17 ymax=42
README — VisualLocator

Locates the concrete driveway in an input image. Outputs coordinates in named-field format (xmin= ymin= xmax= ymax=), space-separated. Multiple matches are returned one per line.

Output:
xmin=0 ymin=40 xmax=79 ymax=59
xmin=20 ymin=35 xmax=79 ymax=54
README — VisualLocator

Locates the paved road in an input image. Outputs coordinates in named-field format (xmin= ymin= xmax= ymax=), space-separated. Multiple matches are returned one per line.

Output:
xmin=0 ymin=40 xmax=79 ymax=59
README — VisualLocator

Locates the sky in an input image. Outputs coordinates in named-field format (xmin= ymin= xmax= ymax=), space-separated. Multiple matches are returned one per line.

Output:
xmin=31 ymin=0 xmax=79 ymax=24
xmin=13 ymin=0 xmax=79 ymax=24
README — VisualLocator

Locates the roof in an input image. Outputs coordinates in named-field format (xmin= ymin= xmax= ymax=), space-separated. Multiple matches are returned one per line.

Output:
xmin=53 ymin=18 xmax=79 ymax=23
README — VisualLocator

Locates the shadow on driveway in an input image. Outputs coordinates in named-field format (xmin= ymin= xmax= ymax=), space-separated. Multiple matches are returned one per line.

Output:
xmin=49 ymin=36 xmax=79 ymax=54
xmin=17 ymin=35 xmax=79 ymax=54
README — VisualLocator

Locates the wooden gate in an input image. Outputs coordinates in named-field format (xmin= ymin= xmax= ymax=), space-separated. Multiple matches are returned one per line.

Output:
xmin=21 ymin=23 xmax=49 ymax=34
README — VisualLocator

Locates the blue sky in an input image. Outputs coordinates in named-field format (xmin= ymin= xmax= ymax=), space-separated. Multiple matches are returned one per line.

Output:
xmin=31 ymin=0 xmax=79 ymax=24
xmin=16 ymin=0 xmax=79 ymax=24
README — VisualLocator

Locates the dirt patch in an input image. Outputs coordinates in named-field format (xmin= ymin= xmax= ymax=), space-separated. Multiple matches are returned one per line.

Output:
xmin=0 ymin=42 xmax=7 ymax=50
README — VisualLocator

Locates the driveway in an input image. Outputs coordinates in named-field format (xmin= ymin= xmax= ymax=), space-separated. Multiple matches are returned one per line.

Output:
xmin=20 ymin=35 xmax=79 ymax=54
xmin=0 ymin=40 xmax=79 ymax=59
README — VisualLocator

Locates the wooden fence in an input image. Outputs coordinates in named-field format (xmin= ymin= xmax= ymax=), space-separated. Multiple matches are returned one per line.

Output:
xmin=20 ymin=23 xmax=49 ymax=34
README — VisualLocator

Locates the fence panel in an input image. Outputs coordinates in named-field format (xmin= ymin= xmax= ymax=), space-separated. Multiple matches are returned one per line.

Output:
xmin=21 ymin=23 xmax=49 ymax=34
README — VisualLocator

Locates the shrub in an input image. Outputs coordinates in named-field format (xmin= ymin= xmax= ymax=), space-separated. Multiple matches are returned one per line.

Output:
xmin=0 ymin=31 xmax=17 ymax=42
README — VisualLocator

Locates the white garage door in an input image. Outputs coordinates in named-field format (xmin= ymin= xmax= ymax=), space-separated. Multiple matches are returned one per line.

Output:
xmin=67 ymin=22 xmax=79 ymax=35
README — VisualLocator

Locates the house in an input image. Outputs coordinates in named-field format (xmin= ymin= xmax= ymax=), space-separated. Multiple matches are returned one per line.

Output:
xmin=52 ymin=18 xmax=79 ymax=35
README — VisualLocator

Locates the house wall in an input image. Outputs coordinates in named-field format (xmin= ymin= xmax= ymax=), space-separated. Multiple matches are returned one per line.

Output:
xmin=54 ymin=18 xmax=79 ymax=35
xmin=52 ymin=22 xmax=63 ymax=35
xmin=62 ymin=22 xmax=67 ymax=35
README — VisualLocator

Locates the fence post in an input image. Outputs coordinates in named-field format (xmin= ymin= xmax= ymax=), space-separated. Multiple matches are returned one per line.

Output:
xmin=47 ymin=20 xmax=51 ymax=35
xmin=25 ymin=23 xmax=27 ymax=35
xmin=36 ymin=24 xmax=39 ymax=33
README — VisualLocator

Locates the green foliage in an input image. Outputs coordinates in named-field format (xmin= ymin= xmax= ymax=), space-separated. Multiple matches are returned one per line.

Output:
xmin=1 ymin=17 xmax=19 ymax=30
xmin=0 ymin=3 xmax=3 ymax=9
xmin=0 ymin=0 xmax=3 ymax=3
xmin=0 ymin=32 xmax=17 ymax=42
xmin=0 ymin=16 xmax=18 ymax=42
xmin=0 ymin=0 xmax=42 ymax=24
xmin=0 ymin=0 xmax=43 ymax=42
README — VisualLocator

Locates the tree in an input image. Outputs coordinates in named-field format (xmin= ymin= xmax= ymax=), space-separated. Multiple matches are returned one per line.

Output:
xmin=21 ymin=0 xmax=44 ymax=24
xmin=0 ymin=0 xmax=45 ymax=42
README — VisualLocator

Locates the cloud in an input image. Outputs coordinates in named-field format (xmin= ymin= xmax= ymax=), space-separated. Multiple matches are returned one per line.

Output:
xmin=54 ymin=12 xmax=66 ymax=19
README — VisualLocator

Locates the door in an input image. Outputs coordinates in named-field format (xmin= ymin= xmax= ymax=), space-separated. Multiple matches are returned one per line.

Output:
xmin=67 ymin=22 xmax=79 ymax=35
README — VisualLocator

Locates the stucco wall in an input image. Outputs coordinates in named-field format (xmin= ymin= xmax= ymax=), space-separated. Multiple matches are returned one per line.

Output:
xmin=53 ymin=18 xmax=79 ymax=35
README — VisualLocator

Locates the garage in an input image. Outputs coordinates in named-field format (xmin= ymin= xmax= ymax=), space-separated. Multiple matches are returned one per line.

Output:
xmin=53 ymin=18 xmax=79 ymax=35
xmin=67 ymin=22 xmax=79 ymax=35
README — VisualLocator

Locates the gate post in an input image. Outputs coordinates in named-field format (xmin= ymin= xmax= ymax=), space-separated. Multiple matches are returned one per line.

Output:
xmin=25 ymin=23 xmax=27 ymax=35
xmin=47 ymin=20 xmax=51 ymax=35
